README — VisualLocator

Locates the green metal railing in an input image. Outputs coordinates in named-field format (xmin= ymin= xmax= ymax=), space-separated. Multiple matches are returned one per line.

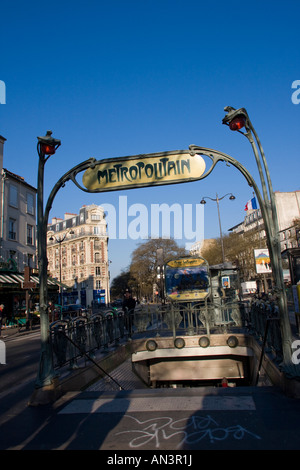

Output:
xmin=48 ymin=299 xmax=288 ymax=381
xmin=49 ymin=300 xmax=252 ymax=370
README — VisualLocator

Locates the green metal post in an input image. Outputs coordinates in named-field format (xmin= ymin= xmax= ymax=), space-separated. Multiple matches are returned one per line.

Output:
xmin=222 ymin=107 xmax=295 ymax=374
xmin=30 ymin=132 xmax=61 ymax=404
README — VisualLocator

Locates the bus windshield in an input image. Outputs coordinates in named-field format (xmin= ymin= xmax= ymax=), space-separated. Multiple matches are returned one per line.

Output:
xmin=165 ymin=257 xmax=210 ymax=301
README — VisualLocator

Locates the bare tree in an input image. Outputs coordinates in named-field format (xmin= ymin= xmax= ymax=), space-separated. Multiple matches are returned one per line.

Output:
xmin=130 ymin=238 xmax=187 ymax=299
xmin=110 ymin=269 xmax=132 ymax=300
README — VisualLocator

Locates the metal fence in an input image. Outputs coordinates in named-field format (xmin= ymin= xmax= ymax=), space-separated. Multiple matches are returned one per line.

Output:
xmin=132 ymin=300 xmax=245 ymax=336
xmin=246 ymin=298 xmax=283 ymax=363
xmin=50 ymin=309 xmax=126 ymax=369
xmin=49 ymin=299 xmax=285 ymax=370
xmin=50 ymin=300 xmax=248 ymax=369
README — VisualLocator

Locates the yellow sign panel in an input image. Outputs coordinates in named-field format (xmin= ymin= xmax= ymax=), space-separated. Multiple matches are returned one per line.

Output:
xmin=166 ymin=257 xmax=207 ymax=268
xmin=82 ymin=151 xmax=205 ymax=192
xmin=167 ymin=291 xmax=209 ymax=301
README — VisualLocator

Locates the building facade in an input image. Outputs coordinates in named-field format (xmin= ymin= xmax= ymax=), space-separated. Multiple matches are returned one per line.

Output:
xmin=0 ymin=135 xmax=37 ymax=272
xmin=228 ymin=191 xmax=300 ymax=287
xmin=189 ymin=191 xmax=300 ymax=291
xmin=47 ymin=204 xmax=110 ymax=307
xmin=238 ymin=191 xmax=300 ymax=252
xmin=0 ymin=134 xmax=43 ymax=321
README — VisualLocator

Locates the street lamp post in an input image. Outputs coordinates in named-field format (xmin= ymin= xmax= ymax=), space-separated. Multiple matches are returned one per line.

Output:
xmin=200 ymin=193 xmax=235 ymax=263
xmin=222 ymin=107 xmax=294 ymax=373
xmin=30 ymin=131 xmax=61 ymax=404
xmin=106 ymin=260 xmax=112 ymax=306
xmin=49 ymin=230 xmax=74 ymax=318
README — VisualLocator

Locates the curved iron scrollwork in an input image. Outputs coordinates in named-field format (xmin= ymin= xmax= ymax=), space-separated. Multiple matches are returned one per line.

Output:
xmin=42 ymin=146 xmax=268 ymax=250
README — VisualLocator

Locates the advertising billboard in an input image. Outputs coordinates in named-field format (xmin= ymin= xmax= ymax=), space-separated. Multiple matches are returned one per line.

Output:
xmin=254 ymin=248 xmax=272 ymax=274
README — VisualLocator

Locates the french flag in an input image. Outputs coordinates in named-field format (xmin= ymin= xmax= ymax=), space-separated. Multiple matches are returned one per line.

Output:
xmin=245 ymin=197 xmax=258 ymax=211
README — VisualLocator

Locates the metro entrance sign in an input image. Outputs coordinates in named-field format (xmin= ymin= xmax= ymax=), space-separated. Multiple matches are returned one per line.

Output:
xmin=82 ymin=150 xmax=206 ymax=192
xmin=33 ymin=108 xmax=299 ymax=405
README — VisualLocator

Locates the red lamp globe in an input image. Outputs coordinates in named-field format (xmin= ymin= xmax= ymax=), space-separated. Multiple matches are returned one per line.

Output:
xmin=41 ymin=144 xmax=56 ymax=155
xmin=229 ymin=115 xmax=246 ymax=131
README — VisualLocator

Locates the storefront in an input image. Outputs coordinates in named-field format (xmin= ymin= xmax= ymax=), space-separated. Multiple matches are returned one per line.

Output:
xmin=93 ymin=289 xmax=106 ymax=305
xmin=0 ymin=271 xmax=58 ymax=323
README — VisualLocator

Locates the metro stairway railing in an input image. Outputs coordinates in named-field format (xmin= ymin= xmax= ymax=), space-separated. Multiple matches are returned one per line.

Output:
xmin=49 ymin=299 xmax=284 ymax=371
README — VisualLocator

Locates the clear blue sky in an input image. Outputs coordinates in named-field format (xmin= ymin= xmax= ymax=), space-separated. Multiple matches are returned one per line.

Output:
xmin=1 ymin=0 xmax=299 ymax=283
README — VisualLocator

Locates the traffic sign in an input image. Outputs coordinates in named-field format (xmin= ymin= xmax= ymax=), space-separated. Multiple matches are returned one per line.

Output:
xmin=22 ymin=281 xmax=36 ymax=289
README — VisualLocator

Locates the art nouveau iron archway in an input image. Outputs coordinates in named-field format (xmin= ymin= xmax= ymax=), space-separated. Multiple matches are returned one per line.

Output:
xmin=32 ymin=108 xmax=296 ymax=404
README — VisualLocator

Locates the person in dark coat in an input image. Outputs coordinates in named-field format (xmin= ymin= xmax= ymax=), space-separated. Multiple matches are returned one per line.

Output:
xmin=0 ymin=304 xmax=6 ymax=336
xmin=122 ymin=289 xmax=136 ymax=336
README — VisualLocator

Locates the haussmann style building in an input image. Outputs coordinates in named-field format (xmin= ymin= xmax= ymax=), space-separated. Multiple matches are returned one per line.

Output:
xmin=0 ymin=134 xmax=46 ymax=321
xmin=47 ymin=204 xmax=110 ymax=308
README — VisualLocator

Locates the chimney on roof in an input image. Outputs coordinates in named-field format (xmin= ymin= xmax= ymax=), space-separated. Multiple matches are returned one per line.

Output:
xmin=51 ymin=217 xmax=63 ymax=225
xmin=64 ymin=213 xmax=77 ymax=220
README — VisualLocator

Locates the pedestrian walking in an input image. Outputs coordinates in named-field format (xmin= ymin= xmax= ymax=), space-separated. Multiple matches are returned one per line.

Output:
xmin=0 ymin=304 xmax=6 ymax=336
xmin=122 ymin=289 xmax=136 ymax=337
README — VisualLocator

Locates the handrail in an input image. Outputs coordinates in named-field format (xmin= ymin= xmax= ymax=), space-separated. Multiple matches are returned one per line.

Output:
xmin=255 ymin=315 xmax=280 ymax=385
xmin=59 ymin=329 xmax=124 ymax=390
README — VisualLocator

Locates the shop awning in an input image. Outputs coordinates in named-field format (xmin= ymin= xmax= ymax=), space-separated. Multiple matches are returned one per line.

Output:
xmin=0 ymin=272 xmax=58 ymax=288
